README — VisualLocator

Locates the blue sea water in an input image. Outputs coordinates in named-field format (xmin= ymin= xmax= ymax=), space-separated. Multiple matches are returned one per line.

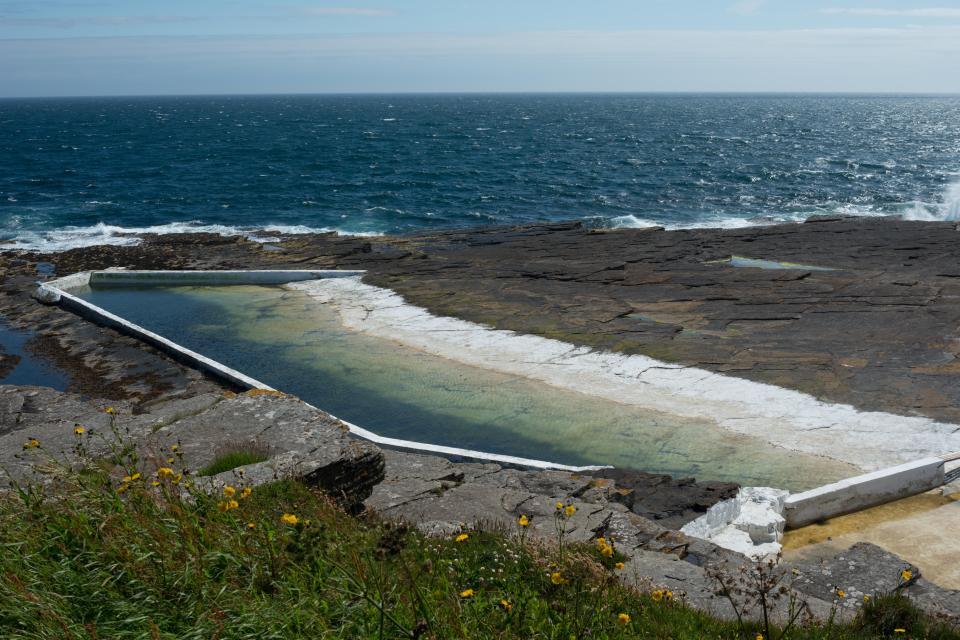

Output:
xmin=1 ymin=94 xmax=959 ymax=251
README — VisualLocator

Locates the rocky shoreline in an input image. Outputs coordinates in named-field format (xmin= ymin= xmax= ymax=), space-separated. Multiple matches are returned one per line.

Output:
xmin=2 ymin=217 xmax=960 ymax=620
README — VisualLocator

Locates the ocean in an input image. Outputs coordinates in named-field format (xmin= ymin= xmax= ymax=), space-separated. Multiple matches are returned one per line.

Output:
xmin=1 ymin=93 xmax=959 ymax=251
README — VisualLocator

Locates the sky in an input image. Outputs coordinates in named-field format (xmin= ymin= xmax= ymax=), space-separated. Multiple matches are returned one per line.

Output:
xmin=1 ymin=1 xmax=959 ymax=96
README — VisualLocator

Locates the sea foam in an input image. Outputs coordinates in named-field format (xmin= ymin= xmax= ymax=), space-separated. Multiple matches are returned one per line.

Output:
xmin=1 ymin=221 xmax=383 ymax=253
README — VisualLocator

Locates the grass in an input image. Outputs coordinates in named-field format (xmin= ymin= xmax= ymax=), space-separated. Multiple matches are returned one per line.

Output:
xmin=197 ymin=448 xmax=269 ymax=476
xmin=2 ymin=427 xmax=958 ymax=638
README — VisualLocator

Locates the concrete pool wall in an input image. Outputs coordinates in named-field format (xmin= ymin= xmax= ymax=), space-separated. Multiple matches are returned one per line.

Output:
xmin=34 ymin=269 xmax=960 ymax=558
xmin=33 ymin=269 xmax=611 ymax=473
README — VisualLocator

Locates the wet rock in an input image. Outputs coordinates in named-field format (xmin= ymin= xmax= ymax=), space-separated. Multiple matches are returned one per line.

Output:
xmin=0 ymin=353 xmax=19 ymax=379
xmin=593 ymin=467 xmax=739 ymax=529
xmin=0 ymin=270 xmax=223 ymax=405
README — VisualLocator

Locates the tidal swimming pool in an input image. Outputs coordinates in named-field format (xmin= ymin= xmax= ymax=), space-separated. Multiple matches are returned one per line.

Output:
xmin=74 ymin=283 xmax=857 ymax=490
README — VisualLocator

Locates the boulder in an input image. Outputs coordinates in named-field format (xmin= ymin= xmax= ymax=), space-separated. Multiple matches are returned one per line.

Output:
xmin=150 ymin=391 xmax=385 ymax=512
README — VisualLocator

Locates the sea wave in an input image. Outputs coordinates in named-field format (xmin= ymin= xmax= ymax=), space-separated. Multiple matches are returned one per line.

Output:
xmin=903 ymin=176 xmax=960 ymax=222
xmin=606 ymin=209 xmax=877 ymax=231
xmin=610 ymin=178 xmax=960 ymax=231
xmin=6 ymin=177 xmax=960 ymax=252
xmin=0 ymin=221 xmax=384 ymax=253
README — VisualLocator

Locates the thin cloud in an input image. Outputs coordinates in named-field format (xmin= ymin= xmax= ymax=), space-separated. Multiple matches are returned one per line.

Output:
xmin=822 ymin=7 xmax=960 ymax=18
xmin=298 ymin=7 xmax=396 ymax=17
xmin=0 ymin=15 xmax=202 ymax=27
xmin=730 ymin=0 xmax=766 ymax=16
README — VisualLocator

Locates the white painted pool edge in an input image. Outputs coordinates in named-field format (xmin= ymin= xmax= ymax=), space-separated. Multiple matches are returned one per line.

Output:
xmin=783 ymin=456 xmax=948 ymax=528
xmin=33 ymin=270 xmax=610 ymax=473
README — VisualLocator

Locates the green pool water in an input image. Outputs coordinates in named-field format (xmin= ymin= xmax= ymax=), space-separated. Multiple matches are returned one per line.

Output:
xmin=75 ymin=284 xmax=857 ymax=489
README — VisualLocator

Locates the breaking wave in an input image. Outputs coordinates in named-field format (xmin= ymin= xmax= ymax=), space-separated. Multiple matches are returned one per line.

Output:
xmin=903 ymin=176 xmax=960 ymax=222
xmin=0 ymin=221 xmax=383 ymax=253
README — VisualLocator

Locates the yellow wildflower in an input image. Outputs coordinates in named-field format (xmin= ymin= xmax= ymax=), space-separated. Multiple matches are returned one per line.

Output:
xmin=281 ymin=513 xmax=299 ymax=525
xmin=459 ymin=589 xmax=474 ymax=598
xmin=791 ymin=567 xmax=799 ymax=575
xmin=550 ymin=572 xmax=566 ymax=585
xmin=555 ymin=501 xmax=564 ymax=510
xmin=173 ymin=474 xmax=182 ymax=484
xmin=122 ymin=475 xmax=134 ymax=483
xmin=564 ymin=504 xmax=576 ymax=517
xmin=518 ymin=514 xmax=530 ymax=527
xmin=600 ymin=544 xmax=614 ymax=558
xmin=756 ymin=635 xmax=764 ymax=640
xmin=864 ymin=595 xmax=871 ymax=603
xmin=151 ymin=481 xmax=161 ymax=487
xmin=499 ymin=599 xmax=512 ymax=612
xmin=651 ymin=590 xmax=664 ymax=602
xmin=615 ymin=562 xmax=625 ymax=570
xmin=157 ymin=467 xmax=174 ymax=477
xmin=131 ymin=472 xmax=141 ymax=480
xmin=247 ymin=522 xmax=256 ymax=530
xmin=73 ymin=426 xmax=85 ymax=436
xmin=836 ymin=589 xmax=846 ymax=599
xmin=170 ymin=444 xmax=179 ymax=452
xmin=901 ymin=569 xmax=913 ymax=582
xmin=105 ymin=406 xmax=115 ymax=414
xmin=894 ymin=629 xmax=906 ymax=634
xmin=240 ymin=487 xmax=252 ymax=499
xmin=217 ymin=501 xmax=229 ymax=512
xmin=455 ymin=533 xmax=469 ymax=543
xmin=665 ymin=590 xmax=674 ymax=600
xmin=23 ymin=438 xmax=40 ymax=449
xmin=595 ymin=537 xmax=606 ymax=548
xmin=166 ymin=457 xmax=175 ymax=464
xmin=617 ymin=613 xmax=631 ymax=625
xmin=227 ymin=499 xmax=239 ymax=510
xmin=223 ymin=485 xmax=236 ymax=497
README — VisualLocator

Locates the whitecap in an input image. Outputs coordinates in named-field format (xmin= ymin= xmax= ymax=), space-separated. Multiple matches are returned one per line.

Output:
xmin=902 ymin=175 xmax=960 ymax=222
xmin=1 ymin=221 xmax=384 ymax=253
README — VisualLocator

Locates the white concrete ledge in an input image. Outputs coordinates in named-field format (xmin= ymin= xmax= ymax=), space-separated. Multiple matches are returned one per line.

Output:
xmin=48 ymin=269 xmax=364 ymax=292
xmin=332 ymin=416 xmax=609 ymax=472
xmin=48 ymin=283 xmax=274 ymax=391
xmin=88 ymin=269 xmax=365 ymax=287
xmin=784 ymin=456 xmax=945 ymax=528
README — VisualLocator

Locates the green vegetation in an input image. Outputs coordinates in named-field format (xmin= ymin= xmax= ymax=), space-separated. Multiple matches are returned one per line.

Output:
xmin=1 ymin=472 xmax=957 ymax=639
xmin=2 ymin=420 xmax=957 ymax=638
xmin=197 ymin=445 xmax=270 ymax=477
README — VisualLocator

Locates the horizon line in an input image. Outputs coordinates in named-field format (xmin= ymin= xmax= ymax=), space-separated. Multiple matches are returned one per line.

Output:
xmin=3 ymin=90 xmax=960 ymax=100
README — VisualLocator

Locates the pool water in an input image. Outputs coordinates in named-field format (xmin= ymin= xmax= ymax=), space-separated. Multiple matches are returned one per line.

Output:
xmin=75 ymin=284 xmax=858 ymax=489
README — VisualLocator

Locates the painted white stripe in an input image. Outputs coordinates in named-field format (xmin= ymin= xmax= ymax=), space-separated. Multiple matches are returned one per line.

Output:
xmin=51 ymin=286 xmax=273 ymax=391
